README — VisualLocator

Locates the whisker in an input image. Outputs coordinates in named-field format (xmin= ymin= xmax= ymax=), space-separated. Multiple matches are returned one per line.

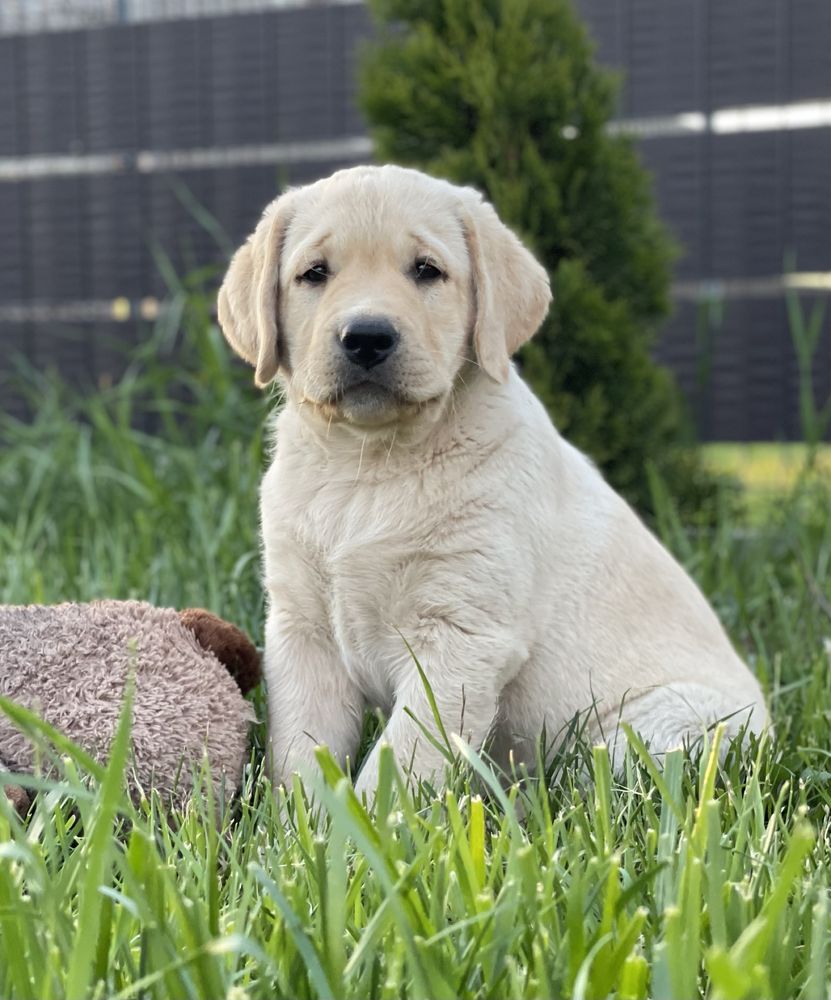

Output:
xmin=411 ymin=346 xmax=485 ymax=371
xmin=385 ymin=427 xmax=398 ymax=467
xmin=353 ymin=433 xmax=368 ymax=486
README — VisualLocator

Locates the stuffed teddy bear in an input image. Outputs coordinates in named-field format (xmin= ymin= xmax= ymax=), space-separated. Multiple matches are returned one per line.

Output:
xmin=0 ymin=600 xmax=261 ymax=816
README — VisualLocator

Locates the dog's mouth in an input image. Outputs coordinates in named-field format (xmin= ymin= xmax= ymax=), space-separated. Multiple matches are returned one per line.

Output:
xmin=304 ymin=382 xmax=444 ymax=428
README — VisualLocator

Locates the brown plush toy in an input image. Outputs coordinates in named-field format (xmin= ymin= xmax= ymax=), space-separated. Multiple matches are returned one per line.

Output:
xmin=0 ymin=601 xmax=261 ymax=816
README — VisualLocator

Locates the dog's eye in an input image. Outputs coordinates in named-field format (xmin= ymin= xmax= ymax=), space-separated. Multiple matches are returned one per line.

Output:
xmin=413 ymin=258 xmax=444 ymax=283
xmin=299 ymin=262 xmax=329 ymax=285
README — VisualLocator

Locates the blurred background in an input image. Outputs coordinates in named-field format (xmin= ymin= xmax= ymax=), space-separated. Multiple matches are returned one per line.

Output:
xmin=1 ymin=0 xmax=830 ymax=509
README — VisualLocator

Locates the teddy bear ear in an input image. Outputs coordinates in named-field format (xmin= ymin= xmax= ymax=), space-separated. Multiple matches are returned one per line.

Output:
xmin=178 ymin=609 xmax=261 ymax=695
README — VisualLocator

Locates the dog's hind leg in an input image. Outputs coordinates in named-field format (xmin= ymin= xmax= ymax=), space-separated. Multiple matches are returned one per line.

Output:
xmin=592 ymin=681 xmax=769 ymax=773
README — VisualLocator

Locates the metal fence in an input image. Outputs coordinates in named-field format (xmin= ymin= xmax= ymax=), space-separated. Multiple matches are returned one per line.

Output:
xmin=1 ymin=0 xmax=830 ymax=440
xmin=0 ymin=1 xmax=371 ymax=417
xmin=579 ymin=0 xmax=831 ymax=442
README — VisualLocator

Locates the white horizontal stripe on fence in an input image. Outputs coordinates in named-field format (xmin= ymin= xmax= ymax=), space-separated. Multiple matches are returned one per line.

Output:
xmin=673 ymin=273 xmax=831 ymax=302
xmin=0 ymin=0 xmax=362 ymax=36
xmin=3 ymin=98 xmax=831 ymax=183
xmin=0 ymin=136 xmax=374 ymax=182
xmin=0 ymin=298 xmax=146 ymax=323
xmin=3 ymin=273 xmax=831 ymax=326
xmin=608 ymin=100 xmax=831 ymax=138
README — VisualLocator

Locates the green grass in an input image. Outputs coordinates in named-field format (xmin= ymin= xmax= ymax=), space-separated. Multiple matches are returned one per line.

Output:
xmin=1 ymin=296 xmax=831 ymax=999
xmin=704 ymin=443 xmax=831 ymax=499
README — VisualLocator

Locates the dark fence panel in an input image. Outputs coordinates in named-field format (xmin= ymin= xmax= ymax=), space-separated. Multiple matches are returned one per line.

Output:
xmin=0 ymin=0 xmax=829 ymax=441
xmin=0 ymin=4 xmax=372 ymax=421
xmin=580 ymin=0 xmax=831 ymax=112
xmin=659 ymin=295 xmax=831 ymax=442
xmin=576 ymin=0 xmax=831 ymax=441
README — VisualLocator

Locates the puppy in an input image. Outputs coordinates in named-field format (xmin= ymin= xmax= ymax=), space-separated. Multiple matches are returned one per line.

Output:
xmin=218 ymin=164 xmax=768 ymax=796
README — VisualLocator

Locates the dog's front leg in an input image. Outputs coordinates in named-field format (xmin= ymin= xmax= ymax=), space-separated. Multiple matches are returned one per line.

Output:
xmin=354 ymin=655 xmax=500 ymax=801
xmin=264 ymin=607 xmax=364 ymax=788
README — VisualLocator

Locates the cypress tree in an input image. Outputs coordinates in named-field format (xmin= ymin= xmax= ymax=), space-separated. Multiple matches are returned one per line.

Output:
xmin=361 ymin=0 xmax=709 ymax=511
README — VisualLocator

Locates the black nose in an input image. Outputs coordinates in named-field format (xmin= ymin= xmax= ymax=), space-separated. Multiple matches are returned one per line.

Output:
xmin=340 ymin=317 xmax=399 ymax=370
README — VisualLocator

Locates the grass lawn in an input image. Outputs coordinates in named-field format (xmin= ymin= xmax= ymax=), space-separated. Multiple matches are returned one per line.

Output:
xmin=704 ymin=443 xmax=831 ymax=495
xmin=1 ymin=321 xmax=830 ymax=999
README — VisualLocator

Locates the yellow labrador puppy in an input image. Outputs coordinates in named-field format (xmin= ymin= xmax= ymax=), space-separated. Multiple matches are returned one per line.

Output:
xmin=218 ymin=164 xmax=768 ymax=796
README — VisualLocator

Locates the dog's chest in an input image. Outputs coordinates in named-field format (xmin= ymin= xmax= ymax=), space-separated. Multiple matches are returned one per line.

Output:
xmin=277 ymin=467 xmax=468 ymax=704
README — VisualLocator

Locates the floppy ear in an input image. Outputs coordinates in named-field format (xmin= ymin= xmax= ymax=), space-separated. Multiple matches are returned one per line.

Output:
xmin=462 ymin=192 xmax=552 ymax=383
xmin=217 ymin=191 xmax=296 ymax=387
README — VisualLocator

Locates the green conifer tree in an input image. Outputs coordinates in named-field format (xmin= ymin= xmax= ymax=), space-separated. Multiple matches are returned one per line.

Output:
xmin=361 ymin=0 xmax=709 ymax=511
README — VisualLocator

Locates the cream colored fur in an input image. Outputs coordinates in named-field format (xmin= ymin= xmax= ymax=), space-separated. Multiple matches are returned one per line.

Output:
xmin=219 ymin=164 xmax=768 ymax=796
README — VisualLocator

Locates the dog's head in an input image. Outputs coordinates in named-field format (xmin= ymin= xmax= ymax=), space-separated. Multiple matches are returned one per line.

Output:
xmin=218 ymin=165 xmax=551 ymax=431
